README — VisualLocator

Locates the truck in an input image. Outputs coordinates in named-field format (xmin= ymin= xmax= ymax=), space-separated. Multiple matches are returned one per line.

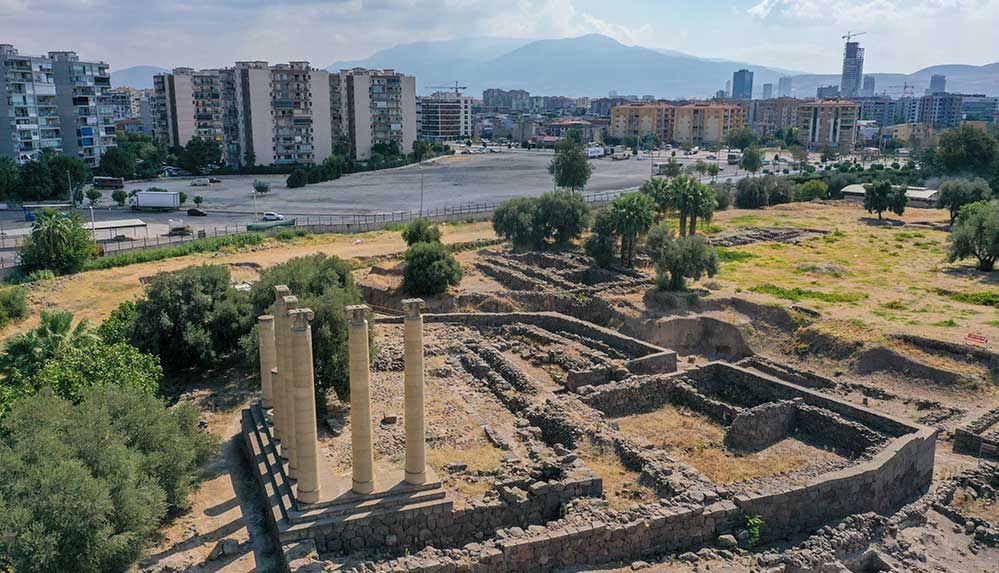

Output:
xmin=586 ymin=146 xmax=605 ymax=159
xmin=129 ymin=191 xmax=181 ymax=211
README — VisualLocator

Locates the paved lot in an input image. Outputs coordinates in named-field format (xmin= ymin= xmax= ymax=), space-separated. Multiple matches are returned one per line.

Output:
xmin=1 ymin=149 xmax=753 ymax=242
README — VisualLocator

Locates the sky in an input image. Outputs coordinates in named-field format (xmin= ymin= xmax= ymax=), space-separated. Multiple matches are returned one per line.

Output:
xmin=1 ymin=0 xmax=997 ymax=73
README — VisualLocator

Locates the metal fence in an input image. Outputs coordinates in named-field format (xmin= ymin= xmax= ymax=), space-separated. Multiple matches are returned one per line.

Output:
xmin=0 ymin=188 xmax=631 ymax=271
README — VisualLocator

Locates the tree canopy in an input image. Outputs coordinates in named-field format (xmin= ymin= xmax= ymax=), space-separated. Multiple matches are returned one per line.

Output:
xmin=607 ymin=192 xmax=656 ymax=266
xmin=948 ymin=200 xmax=999 ymax=272
xmin=16 ymin=209 xmax=97 ymax=275
xmin=937 ymin=178 xmax=993 ymax=224
xmin=647 ymin=223 xmax=719 ymax=291
xmin=863 ymin=180 xmax=908 ymax=220
xmin=548 ymin=138 xmax=593 ymax=191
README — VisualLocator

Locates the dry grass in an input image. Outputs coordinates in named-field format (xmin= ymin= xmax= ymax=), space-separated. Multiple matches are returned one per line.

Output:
xmin=680 ymin=439 xmax=841 ymax=485
xmin=575 ymin=437 xmax=657 ymax=510
xmin=426 ymin=444 xmax=506 ymax=501
xmin=612 ymin=404 xmax=724 ymax=451
xmin=952 ymin=489 xmax=999 ymax=523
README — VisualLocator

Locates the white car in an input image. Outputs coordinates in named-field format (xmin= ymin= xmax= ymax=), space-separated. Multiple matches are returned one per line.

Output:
xmin=190 ymin=178 xmax=210 ymax=186
xmin=262 ymin=212 xmax=285 ymax=221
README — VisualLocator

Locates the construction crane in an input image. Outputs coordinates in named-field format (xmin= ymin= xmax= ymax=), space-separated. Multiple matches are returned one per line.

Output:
xmin=427 ymin=81 xmax=467 ymax=95
xmin=842 ymin=31 xmax=867 ymax=43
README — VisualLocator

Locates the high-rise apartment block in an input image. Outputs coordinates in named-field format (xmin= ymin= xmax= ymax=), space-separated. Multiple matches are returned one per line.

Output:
xmin=918 ymin=93 xmax=963 ymax=127
xmin=155 ymin=63 xmax=417 ymax=166
xmin=417 ymin=90 xmax=474 ymax=142
xmin=797 ymin=100 xmax=859 ymax=149
xmin=762 ymin=83 xmax=773 ymax=100
xmin=732 ymin=69 xmax=753 ymax=100
xmin=861 ymin=76 xmax=876 ymax=98
xmin=817 ymin=85 xmax=841 ymax=99
xmin=928 ymin=74 xmax=946 ymax=95
xmin=0 ymin=45 xmax=116 ymax=166
xmin=840 ymin=41 xmax=865 ymax=98
xmin=778 ymin=77 xmax=793 ymax=98
xmin=749 ymin=98 xmax=800 ymax=138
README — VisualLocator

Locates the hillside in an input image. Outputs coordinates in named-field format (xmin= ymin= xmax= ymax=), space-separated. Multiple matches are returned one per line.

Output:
xmin=111 ymin=65 xmax=169 ymax=89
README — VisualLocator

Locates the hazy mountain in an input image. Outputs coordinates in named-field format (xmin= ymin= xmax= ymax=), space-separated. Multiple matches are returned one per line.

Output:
xmin=111 ymin=65 xmax=169 ymax=90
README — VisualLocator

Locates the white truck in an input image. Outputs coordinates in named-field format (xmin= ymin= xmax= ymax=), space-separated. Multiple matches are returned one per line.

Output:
xmin=129 ymin=191 xmax=181 ymax=211
xmin=587 ymin=146 xmax=606 ymax=159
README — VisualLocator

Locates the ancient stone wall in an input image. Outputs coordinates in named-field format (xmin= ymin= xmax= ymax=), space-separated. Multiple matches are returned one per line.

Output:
xmin=724 ymin=399 xmax=800 ymax=451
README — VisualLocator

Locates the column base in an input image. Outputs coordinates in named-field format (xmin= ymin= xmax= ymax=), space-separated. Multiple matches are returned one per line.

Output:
xmin=351 ymin=479 xmax=375 ymax=495
xmin=404 ymin=469 xmax=427 ymax=485
xmin=297 ymin=488 xmax=320 ymax=505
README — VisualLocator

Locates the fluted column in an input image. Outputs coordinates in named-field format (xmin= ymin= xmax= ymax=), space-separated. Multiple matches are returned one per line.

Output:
xmin=257 ymin=315 xmax=276 ymax=409
xmin=290 ymin=307 xmax=321 ymax=504
xmin=271 ymin=286 xmax=291 ymax=446
xmin=402 ymin=298 xmax=427 ymax=485
xmin=347 ymin=304 xmax=374 ymax=495
xmin=281 ymin=295 xmax=300 ymax=480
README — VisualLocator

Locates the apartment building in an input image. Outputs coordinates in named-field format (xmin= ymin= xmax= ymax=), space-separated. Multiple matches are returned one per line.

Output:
xmin=341 ymin=68 xmax=417 ymax=161
xmin=608 ymin=103 xmax=674 ymax=143
xmin=796 ymin=100 xmax=859 ymax=149
xmin=153 ymin=67 xmax=226 ymax=149
xmin=750 ymin=98 xmax=799 ymax=138
xmin=417 ymin=90 xmax=473 ymax=142
xmin=0 ymin=45 xmax=116 ymax=166
xmin=673 ymin=102 xmax=745 ymax=146
xmin=918 ymin=93 xmax=963 ymax=128
xmin=961 ymin=95 xmax=999 ymax=123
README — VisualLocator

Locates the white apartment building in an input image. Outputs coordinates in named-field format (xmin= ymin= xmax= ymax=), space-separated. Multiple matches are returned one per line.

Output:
xmin=341 ymin=68 xmax=417 ymax=161
xmin=153 ymin=67 xmax=226 ymax=149
xmin=0 ymin=45 xmax=116 ymax=166
xmin=416 ymin=90 xmax=473 ymax=143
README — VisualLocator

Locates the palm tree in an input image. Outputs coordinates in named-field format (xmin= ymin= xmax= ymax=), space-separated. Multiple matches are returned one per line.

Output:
xmin=666 ymin=175 xmax=699 ymax=237
xmin=0 ymin=311 xmax=96 ymax=384
xmin=687 ymin=184 xmax=718 ymax=236
xmin=640 ymin=177 xmax=673 ymax=222
xmin=608 ymin=192 xmax=656 ymax=267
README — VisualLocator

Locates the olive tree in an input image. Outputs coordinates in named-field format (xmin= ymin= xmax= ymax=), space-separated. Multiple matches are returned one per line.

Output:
xmin=948 ymin=200 xmax=999 ymax=272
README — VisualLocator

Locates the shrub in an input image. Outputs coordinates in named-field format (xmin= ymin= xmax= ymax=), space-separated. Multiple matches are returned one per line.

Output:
xmin=97 ymin=301 xmax=137 ymax=344
xmin=193 ymin=195 xmax=204 ymax=206
xmin=647 ymin=223 xmax=719 ymax=291
xmin=17 ymin=208 xmax=97 ymax=275
xmin=402 ymin=241 xmax=463 ymax=296
xmin=33 ymin=341 xmax=162 ymax=402
xmin=111 ymin=188 xmax=128 ymax=206
xmin=536 ymin=190 xmax=590 ymax=246
xmin=0 ymin=286 xmax=27 ymax=329
xmin=710 ymin=182 xmax=734 ymax=211
xmin=948 ymin=200 xmax=999 ymax=272
xmin=0 ymin=385 xmax=216 ymax=573
xmin=178 ymin=191 xmax=187 ymax=205
xmin=937 ymin=178 xmax=992 ymax=225
xmin=5 ymin=268 xmax=56 ymax=285
xmin=794 ymin=180 xmax=829 ymax=202
xmin=0 ymin=311 xmax=95 ymax=386
xmin=274 ymin=227 xmax=311 ymax=241
xmin=402 ymin=218 xmax=442 ymax=246
xmin=493 ymin=197 xmax=542 ymax=250
xmin=128 ymin=265 xmax=252 ymax=374
xmin=584 ymin=211 xmax=617 ymax=268
xmin=286 ymin=169 xmax=308 ymax=188
xmin=249 ymin=254 xmax=365 ymax=407
xmin=735 ymin=178 xmax=768 ymax=209
xmin=82 ymin=233 xmax=263 ymax=271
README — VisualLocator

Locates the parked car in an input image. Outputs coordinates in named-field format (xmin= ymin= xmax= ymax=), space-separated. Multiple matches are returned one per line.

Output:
xmin=262 ymin=211 xmax=285 ymax=221
xmin=187 ymin=208 xmax=208 ymax=216
xmin=208 ymin=177 xmax=222 ymax=183
xmin=191 ymin=178 xmax=211 ymax=186
xmin=706 ymin=154 xmax=718 ymax=160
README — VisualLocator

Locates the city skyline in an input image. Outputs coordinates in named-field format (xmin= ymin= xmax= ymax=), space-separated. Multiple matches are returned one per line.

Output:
xmin=2 ymin=0 xmax=997 ymax=74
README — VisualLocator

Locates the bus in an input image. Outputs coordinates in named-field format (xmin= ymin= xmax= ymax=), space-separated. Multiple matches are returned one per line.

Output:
xmin=92 ymin=176 xmax=125 ymax=189
xmin=727 ymin=153 xmax=743 ymax=165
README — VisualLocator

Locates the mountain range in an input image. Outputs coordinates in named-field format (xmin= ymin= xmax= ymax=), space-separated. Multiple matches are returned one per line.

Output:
xmin=111 ymin=34 xmax=999 ymax=98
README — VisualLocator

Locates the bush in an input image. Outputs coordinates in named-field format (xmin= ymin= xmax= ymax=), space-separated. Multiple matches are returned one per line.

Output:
xmin=948 ymin=200 xmax=999 ymax=272
xmin=249 ymin=254 xmax=365 ymax=407
xmin=82 ymin=233 xmax=263 ymax=271
xmin=0 ymin=286 xmax=27 ymax=329
xmin=647 ymin=223 xmax=719 ymax=291
xmin=128 ymin=265 xmax=252 ymax=374
xmin=5 ymin=268 xmax=56 ymax=285
xmin=17 ymin=208 xmax=97 ymax=275
xmin=0 ymin=385 xmax=216 ymax=573
xmin=286 ymin=169 xmax=308 ymax=188
xmin=33 ymin=341 xmax=162 ymax=403
xmin=0 ymin=311 xmax=95 ymax=386
xmin=402 ymin=241 xmax=463 ymax=296
xmin=536 ymin=190 xmax=590 ymax=246
xmin=735 ymin=178 xmax=769 ymax=209
xmin=402 ymin=218 xmax=442 ymax=246
xmin=794 ymin=180 xmax=829 ymax=202
xmin=493 ymin=197 xmax=542 ymax=250
xmin=274 ymin=227 xmax=311 ymax=241
xmin=710 ymin=182 xmax=734 ymax=211
xmin=937 ymin=178 xmax=992 ymax=225
xmin=111 ymin=188 xmax=128 ymax=206
xmin=97 ymin=301 xmax=137 ymax=344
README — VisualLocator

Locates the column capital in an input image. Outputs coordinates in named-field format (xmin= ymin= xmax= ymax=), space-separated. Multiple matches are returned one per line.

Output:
xmin=283 ymin=295 xmax=299 ymax=313
xmin=402 ymin=298 xmax=424 ymax=319
xmin=290 ymin=308 xmax=314 ymax=330
xmin=345 ymin=304 xmax=369 ymax=324
xmin=258 ymin=314 xmax=274 ymax=324
xmin=274 ymin=284 xmax=291 ymax=303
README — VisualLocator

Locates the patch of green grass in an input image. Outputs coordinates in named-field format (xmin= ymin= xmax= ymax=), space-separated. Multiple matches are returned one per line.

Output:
xmin=749 ymin=283 xmax=867 ymax=304
xmin=986 ymin=320 xmax=999 ymax=328
xmin=880 ymin=300 xmax=907 ymax=311
xmin=716 ymin=248 xmax=756 ymax=263
xmin=931 ymin=319 xmax=959 ymax=327
xmin=894 ymin=231 xmax=926 ymax=241
xmin=274 ymin=227 xmax=312 ymax=241
xmin=700 ymin=224 xmax=723 ymax=235
xmin=82 ymin=232 xmax=265 ymax=271
xmin=727 ymin=215 xmax=768 ymax=227
xmin=945 ymin=290 xmax=999 ymax=309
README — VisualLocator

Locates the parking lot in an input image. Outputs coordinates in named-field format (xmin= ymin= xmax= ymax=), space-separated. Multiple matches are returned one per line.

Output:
xmin=2 ymin=148 xmax=754 ymax=241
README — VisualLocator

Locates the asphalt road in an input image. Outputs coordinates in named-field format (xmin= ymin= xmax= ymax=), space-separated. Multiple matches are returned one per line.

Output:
xmin=1 ymin=148 xmax=757 ymax=244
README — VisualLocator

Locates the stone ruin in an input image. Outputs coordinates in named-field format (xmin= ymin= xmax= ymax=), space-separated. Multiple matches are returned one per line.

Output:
xmin=240 ymin=289 xmax=938 ymax=572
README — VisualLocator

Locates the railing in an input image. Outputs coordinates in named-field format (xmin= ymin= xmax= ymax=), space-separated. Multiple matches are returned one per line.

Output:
xmin=0 ymin=188 xmax=630 ymax=270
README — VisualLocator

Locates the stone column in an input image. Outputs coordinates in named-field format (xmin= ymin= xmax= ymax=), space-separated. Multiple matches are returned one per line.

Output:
xmin=271 ymin=287 xmax=291 ymax=446
xmin=281 ymin=295 xmax=300 ymax=480
xmin=347 ymin=305 xmax=374 ymax=495
xmin=257 ymin=315 xmax=276 ymax=409
xmin=402 ymin=298 xmax=427 ymax=485
xmin=290 ymin=307 xmax=321 ymax=504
